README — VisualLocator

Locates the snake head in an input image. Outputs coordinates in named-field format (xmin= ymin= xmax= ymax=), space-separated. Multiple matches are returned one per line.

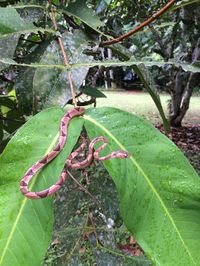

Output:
xmin=117 ymin=150 xmax=130 ymax=158
xmin=110 ymin=150 xmax=130 ymax=159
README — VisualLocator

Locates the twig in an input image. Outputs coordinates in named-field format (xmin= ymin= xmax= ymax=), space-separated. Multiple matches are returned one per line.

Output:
xmin=88 ymin=210 xmax=100 ymax=247
xmin=50 ymin=7 xmax=77 ymax=106
xmin=101 ymin=0 xmax=177 ymax=46
xmin=66 ymin=170 xmax=101 ymax=207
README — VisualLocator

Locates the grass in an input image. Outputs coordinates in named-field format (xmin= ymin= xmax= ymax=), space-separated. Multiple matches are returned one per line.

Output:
xmin=97 ymin=91 xmax=200 ymax=125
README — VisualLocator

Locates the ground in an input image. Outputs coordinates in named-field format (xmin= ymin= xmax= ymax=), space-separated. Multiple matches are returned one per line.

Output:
xmin=44 ymin=91 xmax=200 ymax=266
xmin=97 ymin=91 xmax=200 ymax=125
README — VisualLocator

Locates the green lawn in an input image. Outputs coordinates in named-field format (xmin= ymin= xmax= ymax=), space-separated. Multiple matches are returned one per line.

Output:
xmin=97 ymin=91 xmax=200 ymax=125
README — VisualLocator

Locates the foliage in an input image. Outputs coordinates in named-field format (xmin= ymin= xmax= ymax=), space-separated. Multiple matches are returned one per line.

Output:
xmin=0 ymin=107 xmax=83 ymax=265
xmin=1 ymin=107 xmax=200 ymax=266
xmin=0 ymin=1 xmax=200 ymax=266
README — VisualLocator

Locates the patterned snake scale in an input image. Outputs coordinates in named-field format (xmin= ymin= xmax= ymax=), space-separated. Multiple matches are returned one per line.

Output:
xmin=20 ymin=107 xmax=129 ymax=199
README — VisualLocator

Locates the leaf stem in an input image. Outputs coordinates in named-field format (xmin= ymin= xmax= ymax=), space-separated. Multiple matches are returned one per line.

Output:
xmin=50 ymin=6 xmax=77 ymax=107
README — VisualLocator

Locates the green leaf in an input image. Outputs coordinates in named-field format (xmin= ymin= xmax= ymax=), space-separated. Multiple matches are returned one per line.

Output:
xmin=60 ymin=0 xmax=104 ymax=34
xmin=132 ymin=63 xmax=170 ymax=133
xmin=80 ymin=86 xmax=106 ymax=98
xmin=33 ymin=30 xmax=93 ymax=110
xmin=84 ymin=107 xmax=200 ymax=266
xmin=0 ymin=7 xmax=54 ymax=38
xmin=0 ymin=35 xmax=19 ymax=71
xmin=0 ymin=7 xmax=36 ymax=37
xmin=0 ymin=97 xmax=15 ymax=110
xmin=3 ymin=109 xmax=25 ymax=134
xmin=0 ymin=107 xmax=83 ymax=266
xmin=14 ymin=41 xmax=50 ymax=115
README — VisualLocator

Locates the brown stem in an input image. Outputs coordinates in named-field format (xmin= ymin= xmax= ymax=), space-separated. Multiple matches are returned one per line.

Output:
xmin=66 ymin=170 xmax=100 ymax=207
xmin=51 ymin=8 xmax=77 ymax=106
xmin=101 ymin=0 xmax=177 ymax=46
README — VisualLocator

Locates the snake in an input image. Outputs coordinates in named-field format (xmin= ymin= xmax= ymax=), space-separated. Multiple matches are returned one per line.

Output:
xmin=20 ymin=107 xmax=129 ymax=199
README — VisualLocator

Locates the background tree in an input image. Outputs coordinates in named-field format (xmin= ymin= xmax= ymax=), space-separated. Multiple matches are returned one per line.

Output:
xmin=91 ymin=0 xmax=200 ymax=127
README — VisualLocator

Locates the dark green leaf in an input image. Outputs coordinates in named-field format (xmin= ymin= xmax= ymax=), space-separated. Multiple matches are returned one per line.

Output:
xmin=0 ymin=35 xmax=19 ymax=71
xmin=14 ymin=41 xmax=50 ymax=114
xmin=0 ymin=7 xmax=54 ymax=38
xmin=33 ymin=30 xmax=93 ymax=110
xmin=80 ymin=86 xmax=106 ymax=98
xmin=3 ymin=109 xmax=25 ymax=134
xmin=61 ymin=0 xmax=104 ymax=32
xmin=0 ymin=7 xmax=36 ymax=37
xmin=0 ymin=97 xmax=15 ymax=109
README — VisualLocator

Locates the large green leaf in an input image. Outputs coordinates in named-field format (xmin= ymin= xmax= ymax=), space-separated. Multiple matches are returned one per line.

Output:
xmin=14 ymin=41 xmax=50 ymax=115
xmin=0 ymin=107 xmax=83 ymax=266
xmin=84 ymin=107 xmax=200 ymax=266
xmin=33 ymin=30 xmax=92 ymax=110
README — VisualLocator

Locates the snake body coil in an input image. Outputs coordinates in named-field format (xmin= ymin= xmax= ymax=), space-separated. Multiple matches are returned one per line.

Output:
xmin=20 ymin=107 xmax=129 ymax=199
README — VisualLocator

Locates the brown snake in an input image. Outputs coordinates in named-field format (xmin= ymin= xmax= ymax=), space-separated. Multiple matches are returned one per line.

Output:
xmin=20 ymin=107 xmax=129 ymax=199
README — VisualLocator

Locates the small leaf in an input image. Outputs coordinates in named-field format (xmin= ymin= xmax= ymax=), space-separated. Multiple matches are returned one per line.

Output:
xmin=80 ymin=86 xmax=106 ymax=98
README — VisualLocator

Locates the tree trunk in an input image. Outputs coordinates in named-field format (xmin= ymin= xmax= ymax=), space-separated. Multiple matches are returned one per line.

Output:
xmin=168 ymin=5 xmax=200 ymax=127
xmin=169 ymin=70 xmax=189 ymax=127
xmin=170 ymin=38 xmax=200 ymax=127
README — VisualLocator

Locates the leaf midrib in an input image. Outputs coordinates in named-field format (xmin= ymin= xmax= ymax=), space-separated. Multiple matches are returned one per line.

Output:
xmin=84 ymin=113 xmax=196 ymax=265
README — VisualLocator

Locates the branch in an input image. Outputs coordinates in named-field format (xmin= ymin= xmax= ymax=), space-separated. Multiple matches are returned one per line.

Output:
xmin=101 ymin=0 xmax=177 ymax=46
xmin=50 ymin=7 xmax=77 ymax=106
